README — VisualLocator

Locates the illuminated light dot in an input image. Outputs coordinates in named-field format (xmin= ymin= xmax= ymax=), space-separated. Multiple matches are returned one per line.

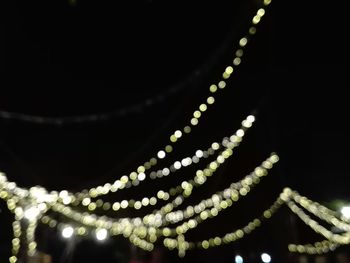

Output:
xmin=9 ymin=256 xmax=17 ymax=263
xmin=270 ymin=154 xmax=279 ymax=163
xmin=165 ymin=145 xmax=173 ymax=153
xmin=102 ymin=202 xmax=111 ymax=210
xmin=82 ymin=198 xmax=91 ymax=206
xmin=261 ymin=253 xmax=271 ymax=263
xmin=150 ymin=197 xmax=157 ymax=205
xmin=162 ymin=168 xmax=170 ymax=176
xmin=174 ymin=130 xmax=183 ymax=138
xmin=207 ymin=96 xmax=215 ymax=104
xmin=209 ymin=162 xmax=218 ymax=170
xmin=225 ymin=66 xmax=234 ymax=74
xmin=157 ymin=150 xmax=166 ymax=159
xmin=195 ymin=150 xmax=204 ymax=158
xmin=62 ymin=196 xmax=72 ymax=205
xmin=170 ymin=135 xmax=177 ymax=142
xmin=252 ymin=15 xmax=261 ymax=24
xmin=235 ymin=255 xmax=244 ymax=263
xmin=59 ymin=190 xmax=69 ymax=199
xmin=174 ymin=161 xmax=181 ymax=169
xmin=112 ymin=202 xmax=120 ymax=211
xmin=239 ymin=37 xmax=248 ymax=47
xmin=61 ymin=226 xmax=74 ymax=239
xmin=209 ymin=84 xmax=218 ymax=93
xmin=247 ymin=115 xmax=256 ymax=123
xmin=242 ymin=120 xmax=252 ymax=128
xmin=24 ymin=207 xmax=40 ymax=221
xmin=341 ymin=206 xmax=350 ymax=219
xmin=141 ymin=198 xmax=149 ymax=206
xmin=193 ymin=110 xmax=201 ymax=118
xmin=264 ymin=0 xmax=272 ymax=5
xmin=134 ymin=201 xmax=142 ymax=209
xmin=121 ymin=175 xmax=129 ymax=183
xmin=202 ymin=240 xmax=209 ymax=249
xmin=199 ymin=104 xmax=207 ymax=112
xmin=150 ymin=158 xmax=157 ymax=165
xmin=190 ymin=118 xmax=199 ymax=126
xmin=233 ymin=57 xmax=241 ymax=66
xmin=129 ymin=172 xmax=137 ymax=181
xmin=218 ymin=81 xmax=226 ymax=89
xmin=137 ymin=166 xmax=145 ymax=173
xmin=249 ymin=26 xmax=257 ymax=35
xmin=183 ymin=126 xmax=192 ymax=133
xmin=95 ymin=228 xmax=108 ymax=241
xmin=137 ymin=172 xmax=146 ymax=181
xmin=88 ymin=203 xmax=96 ymax=211
xmin=211 ymin=142 xmax=220 ymax=150
xmin=236 ymin=49 xmax=244 ymax=57
xmin=258 ymin=8 xmax=266 ymax=17
xmin=77 ymin=227 xmax=86 ymax=236
xmin=236 ymin=129 xmax=245 ymax=137
xmin=121 ymin=200 xmax=129 ymax=209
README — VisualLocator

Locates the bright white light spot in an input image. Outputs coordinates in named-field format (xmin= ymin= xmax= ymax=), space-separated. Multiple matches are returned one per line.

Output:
xmin=157 ymin=150 xmax=166 ymax=159
xmin=174 ymin=161 xmax=181 ymax=169
xmin=247 ymin=115 xmax=255 ymax=123
xmin=137 ymin=172 xmax=146 ymax=181
xmin=174 ymin=130 xmax=182 ymax=138
xmin=62 ymin=196 xmax=72 ymax=205
xmin=62 ymin=226 xmax=74 ymax=239
xmin=95 ymin=228 xmax=108 ymax=241
xmin=261 ymin=253 xmax=271 ymax=263
xmin=24 ymin=207 xmax=40 ymax=221
xmin=196 ymin=150 xmax=203 ymax=158
xmin=235 ymin=255 xmax=244 ymax=263
xmin=341 ymin=206 xmax=350 ymax=219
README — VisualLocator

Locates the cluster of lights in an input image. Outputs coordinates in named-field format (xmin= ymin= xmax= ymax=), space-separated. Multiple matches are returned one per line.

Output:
xmin=288 ymin=240 xmax=338 ymax=255
xmin=65 ymin=115 xmax=255 ymax=213
xmin=51 ymin=0 xmax=269 ymax=207
xmin=4 ymin=0 xmax=346 ymax=261
xmin=163 ymin=195 xmax=284 ymax=257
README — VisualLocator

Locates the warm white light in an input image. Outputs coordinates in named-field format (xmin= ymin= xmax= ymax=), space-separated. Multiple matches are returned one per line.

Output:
xmin=261 ymin=253 xmax=271 ymax=263
xmin=62 ymin=226 xmax=74 ymax=239
xmin=95 ymin=228 xmax=108 ymax=241
xmin=341 ymin=206 xmax=350 ymax=219
xmin=235 ymin=255 xmax=244 ymax=263
xmin=157 ymin=150 xmax=166 ymax=159
xmin=24 ymin=207 xmax=40 ymax=221
xmin=137 ymin=172 xmax=146 ymax=181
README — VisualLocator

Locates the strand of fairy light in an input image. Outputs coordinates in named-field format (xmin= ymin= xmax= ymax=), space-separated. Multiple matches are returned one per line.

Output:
xmin=48 ymin=119 xmax=257 ymax=226
xmin=52 ymin=2 xmax=270 ymax=203
xmin=39 ymin=153 xmax=279 ymax=244
xmin=0 ymin=1 xmax=281 ymax=260
xmin=163 ymin=190 xmax=288 ymax=257
xmin=63 ymin=115 xmax=255 ymax=213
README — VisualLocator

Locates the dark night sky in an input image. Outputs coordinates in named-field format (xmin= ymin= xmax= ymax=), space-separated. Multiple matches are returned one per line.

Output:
xmin=0 ymin=0 xmax=348 ymax=262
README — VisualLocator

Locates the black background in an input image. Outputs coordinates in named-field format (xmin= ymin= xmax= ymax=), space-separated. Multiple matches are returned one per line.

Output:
xmin=0 ymin=0 xmax=347 ymax=262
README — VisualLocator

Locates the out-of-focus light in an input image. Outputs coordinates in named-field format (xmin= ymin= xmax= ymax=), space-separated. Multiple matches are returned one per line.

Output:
xmin=235 ymin=255 xmax=244 ymax=263
xmin=95 ymin=228 xmax=108 ymax=241
xmin=157 ymin=150 xmax=166 ymax=159
xmin=341 ymin=206 xmax=350 ymax=218
xmin=61 ymin=226 xmax=74 ymax=239
xmin=261 ymin=253 xmax=271 ymax=263
xmin=24 ymin=207 xmax=40 ymax=221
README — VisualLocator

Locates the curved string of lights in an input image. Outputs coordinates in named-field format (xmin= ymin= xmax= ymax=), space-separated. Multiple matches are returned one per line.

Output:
xmin=0 ymin=1 xmax=348 ymax=262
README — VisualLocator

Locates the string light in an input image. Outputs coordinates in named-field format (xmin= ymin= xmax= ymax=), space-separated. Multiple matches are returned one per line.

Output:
xmin=61 ymin=225 xmax=74 ymax=239
xmin=65 ymin=115 xmax=255 ymax=212
xmin=45 ymin=0 xmax=272 ymax=205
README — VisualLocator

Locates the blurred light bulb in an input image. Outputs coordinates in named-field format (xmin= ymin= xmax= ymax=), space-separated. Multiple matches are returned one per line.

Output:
xmin=96 ymin=228 xmax=108 ymax=241
xmin=62 ymin=226 xmax=74 ymax=239
xmin=341 ymin=206 xmax=350 ymax=218
xmin=24 ymin=207 xmax=40 ymax=221
xmin=261 ymin=253 xmax=271 ymax=263
xmin=235 ymin=255 xmax=244 ymax=263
